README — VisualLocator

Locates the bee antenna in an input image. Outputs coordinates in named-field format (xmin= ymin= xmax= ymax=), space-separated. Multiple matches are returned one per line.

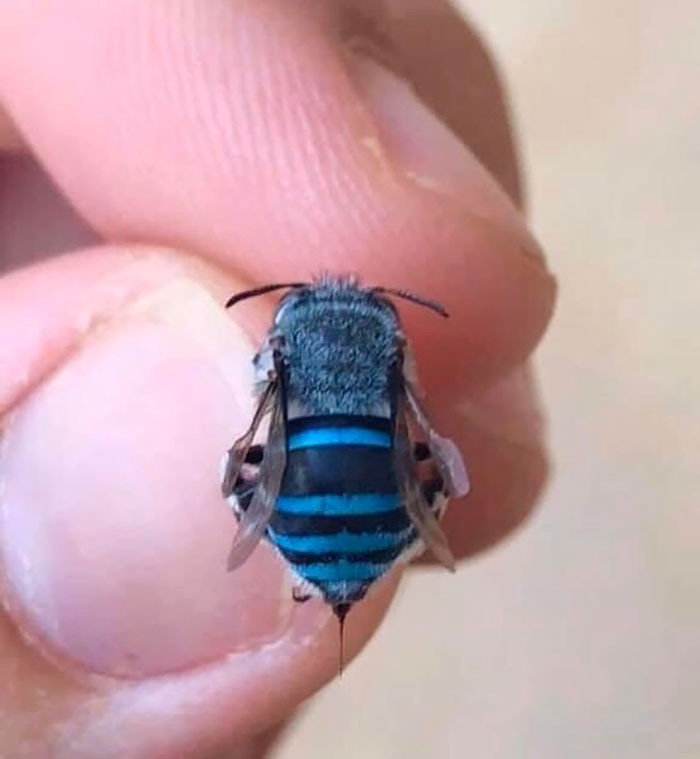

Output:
xmin=333 ymin=603 xmax=352 ymax=676
xmin=225 ymin=282 xmax=307 ymax=308
xmin=372 ymin=287 xmax=449 ymax=318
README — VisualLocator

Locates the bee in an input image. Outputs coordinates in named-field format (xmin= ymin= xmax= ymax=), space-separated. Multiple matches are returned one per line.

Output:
xmin=221 ymin=276 xmax=469 ymax=667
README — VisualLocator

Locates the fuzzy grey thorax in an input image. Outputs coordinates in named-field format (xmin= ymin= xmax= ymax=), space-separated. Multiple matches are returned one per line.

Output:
xmin=272 ymin=280 xmax=401 ymax=416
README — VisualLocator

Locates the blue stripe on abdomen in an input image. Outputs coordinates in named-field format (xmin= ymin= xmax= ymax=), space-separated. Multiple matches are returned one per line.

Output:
xmin=294 ymin=560 xmax=392 ymax=583
xmin=288 ymin=426 xmax=390 ymax=450
xmin=268 ymin=527 xmax=413 ymax=553
xmin=276 ymin=493 xmax=399 ymax=515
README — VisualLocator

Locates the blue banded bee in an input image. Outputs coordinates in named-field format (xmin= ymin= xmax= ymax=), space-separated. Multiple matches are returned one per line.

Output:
xmin=221 ymin=276 xmax=469 ymax=664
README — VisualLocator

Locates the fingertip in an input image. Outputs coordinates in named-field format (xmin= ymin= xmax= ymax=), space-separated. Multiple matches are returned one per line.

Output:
xmin=0 ymin=0 xmax=554 ymax=392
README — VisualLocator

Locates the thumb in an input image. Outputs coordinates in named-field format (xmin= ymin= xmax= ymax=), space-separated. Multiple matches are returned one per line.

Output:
xmin=0 ymin=248 xmax=396 ymax=754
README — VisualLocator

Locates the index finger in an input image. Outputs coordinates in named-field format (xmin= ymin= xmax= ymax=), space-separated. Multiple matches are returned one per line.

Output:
xmin=0 ymin=0 xmax=554 ymax=403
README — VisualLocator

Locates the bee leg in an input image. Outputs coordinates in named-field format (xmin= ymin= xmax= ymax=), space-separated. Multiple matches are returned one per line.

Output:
xmin=229 ymin=475 xmax=258 ymax=515
xmin=221 ymin=446 xmax=263 ymax=498
xmin=414 ymin=446 xmax=444 ymax=516
xmin=421 ymin=475 xmax=446 ymax=514
xmin=292 ymin=587 xmax=312 ymax=604
xmin=232 ymin=477 xmax=256 ymax=497
xmin=413 ymin=441 xmax=431 ymax=461
xmin=227 ymin=448 xmax=263 ymax=507
xmin=244 ymin=444 xmax=264 ymax=465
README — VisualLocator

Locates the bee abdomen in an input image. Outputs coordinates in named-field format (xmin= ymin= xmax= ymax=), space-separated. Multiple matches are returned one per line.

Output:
xmin=269 ymin=494 xmax=414 ymax=602
xmin=268 ymin=415 xmax=414 ymax=603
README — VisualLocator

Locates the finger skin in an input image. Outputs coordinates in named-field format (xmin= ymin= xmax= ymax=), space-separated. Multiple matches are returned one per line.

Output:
xmin=0 ymin=0 xmax=555 ymax=400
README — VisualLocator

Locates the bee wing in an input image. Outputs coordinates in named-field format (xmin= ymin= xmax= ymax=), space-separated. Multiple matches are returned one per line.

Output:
xmin=227 ymin=384 xmax=287 ymax=570
xmin=221 ymin=381 xmax=276 ymax=498
xmin=405 ymin=382 xmax=470 ymax=498
xmin=393 ymin=386 xmax=457 ymax=572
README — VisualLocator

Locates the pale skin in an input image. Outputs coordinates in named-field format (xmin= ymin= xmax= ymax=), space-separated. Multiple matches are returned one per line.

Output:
xmin=0 ymin=1 xmax=556 ymax=757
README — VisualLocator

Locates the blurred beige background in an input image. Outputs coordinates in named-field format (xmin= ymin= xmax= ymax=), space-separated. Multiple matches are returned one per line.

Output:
xmin=275 ymin=1 xmax=699 ymax=757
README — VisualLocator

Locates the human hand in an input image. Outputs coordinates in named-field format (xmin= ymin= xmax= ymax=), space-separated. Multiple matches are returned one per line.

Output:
xmin=0 ymin=1 xmax=555 ymax=756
